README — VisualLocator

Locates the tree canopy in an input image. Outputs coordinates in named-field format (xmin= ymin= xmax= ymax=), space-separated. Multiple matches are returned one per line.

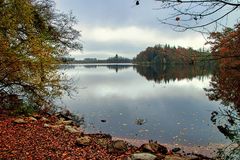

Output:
xmin=206 ymin=23 xmax=240 ymax=108
xmin=204 ymin=21 xmax=240 ymax=159
xmin=208 ymin=23 xmax=240 ymax=68
xmin=0 ymin=0 xmax=82 ymax=111
xmin=133 ymin=44 xmax=210 ymax=65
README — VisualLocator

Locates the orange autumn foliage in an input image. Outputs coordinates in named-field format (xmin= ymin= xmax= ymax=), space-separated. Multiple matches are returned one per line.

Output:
xmin=209 ymin=24 xmax=240 ymax=70
xmin=206 ymin=24 xmax=240 ymax=111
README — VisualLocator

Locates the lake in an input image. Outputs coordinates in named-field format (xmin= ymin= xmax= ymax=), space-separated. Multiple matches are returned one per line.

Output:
xmin=58 ymin=64 xmax=229 ymax=146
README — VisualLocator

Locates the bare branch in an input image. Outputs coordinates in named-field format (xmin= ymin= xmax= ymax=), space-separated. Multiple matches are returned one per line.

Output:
xmin=154 ymin=0 xmax=240 ymax=31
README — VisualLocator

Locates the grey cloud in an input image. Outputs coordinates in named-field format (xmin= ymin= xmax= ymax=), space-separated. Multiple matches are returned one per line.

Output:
xmin=55 ymin=0 xmax=173 ymax=30
xmin=84 ymin=41 xmax=145 ymax=56
xmin=55 ymin=0 xmax=206 ymax=59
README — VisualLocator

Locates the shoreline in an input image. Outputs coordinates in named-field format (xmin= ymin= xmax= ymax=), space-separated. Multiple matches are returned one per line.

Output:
xmin=112 ymin=137 xmax=225 ymax=158
xmin=0 ymin=109 xmax=220 ymax=159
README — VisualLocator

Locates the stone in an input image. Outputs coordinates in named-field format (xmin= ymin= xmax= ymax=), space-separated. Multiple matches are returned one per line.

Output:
xmin=96 ymin=138 xmax=109 ymax=148
xmin=51 ymin=125 xmax=62 ymax=129
xmin=57 ymin=109 xmax=73 ymax=120
xmin=122 ymin=157 xmax=131 ymax=160
xmin=76 ymin=136 xmax=92 ymax=146
xmin=64 ymin=125 xmax=79 ymax=133
xmin=56 ymin=118 xmax=72 ymax=125
xmin=91 ymin=133 xmax=112 ymax=139
xmin=140 ymin=143 xmax=155 ymax=153
xmin=32 ymin=114 xmax=41 ymax=119
xmin=113 ymin=140 xmax=128 ymax=150
xmin=108 ymin=140 xmax=128 ymax=153
xmin=40 ymin=117 xmax=49 ymax=122
xmin=140 ymin=141 xmax=168 ymax=154
xmin=28 ymin=117 xmax=37 ymax=121
xmin=165 ymin=155 xmax=190 ymax=160
xmin=44 ymin=123 xmax=62 ymax=129
xmin=13 ymin=118 xmax=27 ymax=124
xmin=172 ymin=147 xmax=181 ymax=153
xmin=131 ymin=153 xmax=157 ymax=160
xmin=44 ymin=123 xmax=50 ymax=127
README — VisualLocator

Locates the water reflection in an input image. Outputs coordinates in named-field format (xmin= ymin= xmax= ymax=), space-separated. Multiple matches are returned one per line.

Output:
xmin=58 ymin=64 xmax=229 ymax=146
xmin=134 ymin=64 xmax=215 ymax=83
xmin=83 ymin=64 xmax=133 ymax=73
xmin=205 ymin=68 xmax=240 ymax=159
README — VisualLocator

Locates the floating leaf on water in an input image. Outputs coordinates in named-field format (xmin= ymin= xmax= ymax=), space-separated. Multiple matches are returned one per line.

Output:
xmin=101 ymin=120 xmax=106 ymax=123
xmin=138 ymin=129 xmax=149 ymax=133
xmin=135 ymin=118 xmax=147 ymax=125
xmin=159 ymin=130 xmax=165 ymax=133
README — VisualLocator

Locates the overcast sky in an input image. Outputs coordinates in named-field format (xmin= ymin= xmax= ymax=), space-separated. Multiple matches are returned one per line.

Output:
xmin=54 ymin=0 xmax=208 ymax=60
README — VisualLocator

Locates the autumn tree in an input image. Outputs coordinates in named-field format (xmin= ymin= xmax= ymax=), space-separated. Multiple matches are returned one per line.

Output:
xmin=153 ymin=0 xmax=240 ymax=32
xmin=204 ymin=23 xmax=240 ymax=159
xmin=0 ymin=0 xmax=82 ymax=111
xmin=206 ymin=23 xmax=240 ymax=110
xmin=208 ymin=23 xmax=240 ymax=68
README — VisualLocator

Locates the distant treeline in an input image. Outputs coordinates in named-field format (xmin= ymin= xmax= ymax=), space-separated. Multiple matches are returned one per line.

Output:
xmin=133 ymin=44 xmax=213 ymax=65
xmin=60 ymin=54 xmax=132 ymax=63
xmin=60 ymin=44 xmax=214 ymax=65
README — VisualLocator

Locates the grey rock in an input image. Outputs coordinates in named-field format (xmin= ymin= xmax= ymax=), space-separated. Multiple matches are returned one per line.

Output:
xmin=57 ymin=109 xmax=73 ymax=120
xmin=96 ymin=138 xmax=109 ymax=148
xmin=13 ymin=118 xmax=27 ymax=124
xmin=76 ymin=136 xmax=92 ymax=146
xmin=140 ymin=143 xmax=155 ymax=153
xmin=131 ymin=153 xmax=157 ymax=160
xmin=40 ymin=117 xmax=49 ymax=122
xmin=140 ymin=141 xmax=168 ymax=154
xmin=172 ymin=147 xmax=181 ymax=153
xmin=56 ymin=118 xmax=72 ymax=125
xmin=165 ymin=155 xmax=190 ymax=160
xmin=44 ymin=123 xmax=62 ymax=129
xmin=44 ymin=123 xmax=50 ymax=127
xmin=32 ymin=114 xmax=41 ymax=119
xmin=28 ymin=117 xmax=37 ymax=121
xmin=64 ymin=125 xmax=79 ymax=133
xmin=108 ymin=140 xmax=128 ymax=153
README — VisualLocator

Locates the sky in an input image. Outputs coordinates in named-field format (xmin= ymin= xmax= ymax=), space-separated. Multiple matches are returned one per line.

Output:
xmin=54 ymin=0 xmax=209 ymax=60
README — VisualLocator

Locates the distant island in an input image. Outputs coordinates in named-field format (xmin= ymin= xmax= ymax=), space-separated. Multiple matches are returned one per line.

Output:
xmin=133 ymin=44 xmax=212 ymax=65
xmin=60 ymin=54 xmax=132 ymax=63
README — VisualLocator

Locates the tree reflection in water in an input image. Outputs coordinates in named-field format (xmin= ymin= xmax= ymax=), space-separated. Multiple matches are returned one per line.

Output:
xmin=134 ymin=63 xmax=215 ymax=83
xmin=205 ymin=68 xmax=240 ymax=159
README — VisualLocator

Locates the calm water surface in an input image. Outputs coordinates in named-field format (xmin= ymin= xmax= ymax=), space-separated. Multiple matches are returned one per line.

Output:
xmin=58 ymin=64 xmax=228 ymax=146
